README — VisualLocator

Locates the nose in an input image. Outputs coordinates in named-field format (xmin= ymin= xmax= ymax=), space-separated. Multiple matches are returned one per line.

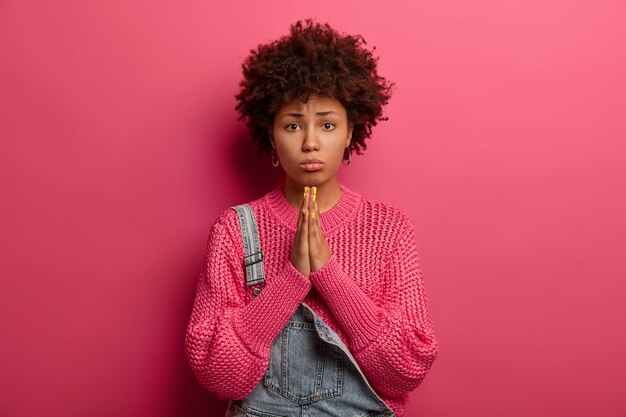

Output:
xmin=302 ymin=125 xmax=320 ymax=152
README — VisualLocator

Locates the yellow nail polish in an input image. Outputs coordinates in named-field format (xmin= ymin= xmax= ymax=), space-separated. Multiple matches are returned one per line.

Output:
xmin=312 ymin=194 xmax=316 ymax=202
xmin=311 ymin=212 xmax=315 ymax=219
xmin=302 ymin=208 xmax=306 ymax=215
xmin=312 ymin=186 xmax=317 ymax=195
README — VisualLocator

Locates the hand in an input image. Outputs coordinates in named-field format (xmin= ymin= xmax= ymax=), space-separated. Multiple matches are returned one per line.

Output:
xmin=307 ymin=186 xmax=331 ymax=273
xmin=290 ymin=186 xmax=311 ymax=278
xmin=290 ymin=186 xmax=332 ymax=277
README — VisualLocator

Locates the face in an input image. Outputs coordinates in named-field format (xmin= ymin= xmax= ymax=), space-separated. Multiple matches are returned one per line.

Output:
xmin=269 ymin=94 xmax=353 ymax=188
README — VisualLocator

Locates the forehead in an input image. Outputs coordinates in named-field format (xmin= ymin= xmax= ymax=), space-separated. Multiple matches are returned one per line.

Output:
xmin=277 ymin=94 xmax=346 ymax=114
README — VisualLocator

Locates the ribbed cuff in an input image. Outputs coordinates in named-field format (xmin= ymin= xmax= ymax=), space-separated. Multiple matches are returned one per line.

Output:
xmin=309 ymin=254 xmax=384 ymax=351
xmin=233 ymin=260 xmax=311 ymax=357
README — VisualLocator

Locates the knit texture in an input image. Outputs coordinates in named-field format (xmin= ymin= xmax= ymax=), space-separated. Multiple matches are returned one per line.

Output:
xmin=185 ymin=182 xmax=438 ymax=417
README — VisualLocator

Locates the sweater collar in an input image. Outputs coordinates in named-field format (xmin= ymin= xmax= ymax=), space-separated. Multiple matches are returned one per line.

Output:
xmin=265 ymin=182 xmax=363 ymax=236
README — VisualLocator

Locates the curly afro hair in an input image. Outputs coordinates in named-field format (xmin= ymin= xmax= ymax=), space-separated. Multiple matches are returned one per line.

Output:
xmin=235 ymin=19 xmax=394 ymax=162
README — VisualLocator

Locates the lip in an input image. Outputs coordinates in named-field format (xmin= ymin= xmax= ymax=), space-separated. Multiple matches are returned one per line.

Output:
xmin=300 ymin=159 xmax=324 ymax=172
xmin=301 ymin=158 xmax=323 ymax=164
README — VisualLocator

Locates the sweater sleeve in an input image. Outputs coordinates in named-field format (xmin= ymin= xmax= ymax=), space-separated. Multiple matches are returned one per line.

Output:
xmin=308 ymin=215 xmax=438 ymax=398
xmin=185 ymin=213 xmax=312 ymax=400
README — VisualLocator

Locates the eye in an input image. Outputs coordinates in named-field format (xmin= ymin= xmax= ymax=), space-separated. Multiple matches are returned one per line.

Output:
xmin=322 ymin=122 xmax=335 ymax=130
xmin=285 ymin=123 xmax=300 ymax=132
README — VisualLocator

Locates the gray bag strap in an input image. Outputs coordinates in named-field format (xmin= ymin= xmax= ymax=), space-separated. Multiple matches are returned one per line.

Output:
xmin=231 ymin=204 xmax=266 ymax=292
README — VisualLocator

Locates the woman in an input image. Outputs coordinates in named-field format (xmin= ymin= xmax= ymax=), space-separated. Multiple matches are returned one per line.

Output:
xmin=185 ymin=19 xmax=438 ymax=417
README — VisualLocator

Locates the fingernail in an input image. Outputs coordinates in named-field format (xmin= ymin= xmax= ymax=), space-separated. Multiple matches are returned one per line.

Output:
xmin=312 ymin=186 xmax=317 ymax=195
xmin=302 ymin=209 xmax=306 ymax=216
xmin=312 ymin=194 xmax=316 ymax=202
xmin=311 ymin=212 xmax=315 ymax=219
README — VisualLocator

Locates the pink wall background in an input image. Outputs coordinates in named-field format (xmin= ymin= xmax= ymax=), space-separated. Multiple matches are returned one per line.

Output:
xmin=1 ymin=1 xmax=625 ymax=416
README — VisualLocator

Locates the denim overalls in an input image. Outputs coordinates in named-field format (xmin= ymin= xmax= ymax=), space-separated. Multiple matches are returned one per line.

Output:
xmin=226 ymin=204 xmax=395 ymax=417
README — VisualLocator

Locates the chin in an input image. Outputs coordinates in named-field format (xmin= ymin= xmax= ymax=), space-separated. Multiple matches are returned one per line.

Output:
xmin=289 ymin=174 xmax=324 ymax=187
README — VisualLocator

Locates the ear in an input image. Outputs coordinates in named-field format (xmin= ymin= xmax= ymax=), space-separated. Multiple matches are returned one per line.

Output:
xmin=346 ymin=124 xmax=353 ymax=148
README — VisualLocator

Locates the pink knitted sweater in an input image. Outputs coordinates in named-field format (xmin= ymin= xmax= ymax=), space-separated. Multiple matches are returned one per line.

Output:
xmin=185 ymin=183 xmax=438 ymax=417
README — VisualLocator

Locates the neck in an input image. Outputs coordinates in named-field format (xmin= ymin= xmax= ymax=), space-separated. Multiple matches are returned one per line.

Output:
xmin=282 ymin=176 xmax=342 ymax=214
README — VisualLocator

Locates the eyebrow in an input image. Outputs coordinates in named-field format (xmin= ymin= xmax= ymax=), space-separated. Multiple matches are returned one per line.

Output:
xmin=280 ymin=111 xmax=340 ymax=118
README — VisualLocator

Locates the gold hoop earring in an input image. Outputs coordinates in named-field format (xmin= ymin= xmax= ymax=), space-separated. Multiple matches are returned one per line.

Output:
xmin=271 ymin=149 xmax=280 ymax=167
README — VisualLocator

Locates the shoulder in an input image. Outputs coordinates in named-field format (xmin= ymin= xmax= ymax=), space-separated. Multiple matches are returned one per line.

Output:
xmin=359 ymin=192 xmax=413 ymax=231
xmin=203 ymin=208 xmax=238 ymax=253
xmin=352 ymin=190 xmax=415 ymax=250
xmin=208 ymin=192 xmax=268 ymax=243
xmin=212 ymin=190 xmax=267 ymax=227
xmin=210 ymin=202 xmax=242 ymax=228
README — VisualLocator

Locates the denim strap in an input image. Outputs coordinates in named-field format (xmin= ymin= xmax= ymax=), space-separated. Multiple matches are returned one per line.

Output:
xmin=231 ymin=204 xmax=266 ymax=291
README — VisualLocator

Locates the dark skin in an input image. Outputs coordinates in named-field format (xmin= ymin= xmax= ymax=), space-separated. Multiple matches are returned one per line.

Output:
xmin=291 ymin=185 xmax=331 ymax=278
xmin=268 ymin=95 xmax=353 ymax=278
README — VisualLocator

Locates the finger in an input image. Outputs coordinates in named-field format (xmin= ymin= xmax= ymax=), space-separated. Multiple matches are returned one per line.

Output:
xmin=309 ymin=186 xmax=317 ymax=218
xmin=308 ymin=190 xmax=319 ymax=246
xmin=295 ymin=186 xmax=306 ymax=237
xmin=301 ymin=186 xmax=309 ymax=244
xmin=309 ymin=196 xmax=323 ymax=270
xmin=314 ymin=199 xmax=321 ymax=234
